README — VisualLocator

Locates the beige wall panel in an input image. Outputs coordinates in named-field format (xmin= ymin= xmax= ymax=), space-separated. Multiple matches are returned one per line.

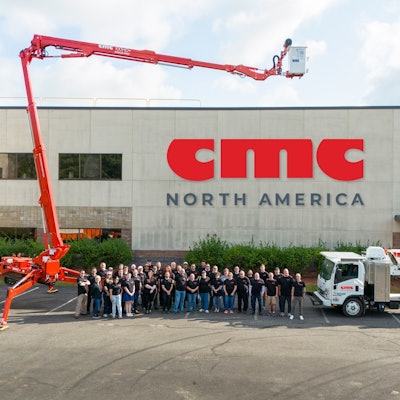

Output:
xmin=0 ymin=106 xmax=399 ymax=251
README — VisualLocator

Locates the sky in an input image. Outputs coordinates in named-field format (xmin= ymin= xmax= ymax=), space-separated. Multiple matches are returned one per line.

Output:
xmin=0 ymin=0 xmax=399 ymax=108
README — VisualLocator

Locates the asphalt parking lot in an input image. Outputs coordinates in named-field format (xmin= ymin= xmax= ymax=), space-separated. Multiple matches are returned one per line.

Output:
xmin=1 ymin=284 xmax=400 ymax=400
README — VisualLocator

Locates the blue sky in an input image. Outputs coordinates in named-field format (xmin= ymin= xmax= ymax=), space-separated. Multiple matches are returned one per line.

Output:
xmin=0 ymin=0 xmax=399 ymax=107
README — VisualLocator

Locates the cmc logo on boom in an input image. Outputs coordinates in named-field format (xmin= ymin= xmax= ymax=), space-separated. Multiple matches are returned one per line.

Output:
xmin=167 ymin=138 xmax=364 ymax=182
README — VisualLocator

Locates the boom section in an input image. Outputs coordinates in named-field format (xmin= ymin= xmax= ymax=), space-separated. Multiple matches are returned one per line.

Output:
xmin=21 ymin=34 xmax=303 ymax=81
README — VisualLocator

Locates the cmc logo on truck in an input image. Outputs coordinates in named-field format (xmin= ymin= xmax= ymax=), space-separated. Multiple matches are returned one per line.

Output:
xmin=167 ymin=138 xmax=364 ymax=181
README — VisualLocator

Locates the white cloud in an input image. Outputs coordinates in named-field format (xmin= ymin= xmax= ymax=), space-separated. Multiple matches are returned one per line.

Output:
xmin=359 ymin=19 xmax=400 ymax=80
xmin=2 ymin=0 xmax=397 ymax=107
xmin=260 ymin=85 xmax=300 ymax=107
xmin=28 ymin=58 xmax=182 ymax=102
xmin=358 ymin=16 xmax=400 ymax=102
xmin=0 ymin=1 xmax=213 ymax=49
xmin=305 ymin=40 xmax=327 ymax=57
xmin=212 ymin=0 xmax=340 ymax=65
xmin=213 ymin=75 xmax=256 ymax=94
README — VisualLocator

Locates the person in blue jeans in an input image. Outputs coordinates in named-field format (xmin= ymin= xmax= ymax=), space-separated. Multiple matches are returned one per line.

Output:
xmin=91 ymin=275 xmax=103 ymax=318
xmin=212 ymin=272 xmax=223 ymax=312
xmin=110 ymin=276 xmax=123 ymax=319
xmin=173 ymin=266 xmax=187 ymax=314
xmin=250 ymin=272 xmax=265 ymax=315
xmin=186 ymin=273 xmax=199 ymax=312
xmin=223 ymin=271 xmax=237 ymax=314
xmin=198 ymin=270 xmax=211 ymax=313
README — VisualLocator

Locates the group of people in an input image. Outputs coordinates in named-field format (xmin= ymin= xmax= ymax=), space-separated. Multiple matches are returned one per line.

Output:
xmin=74 ymin=260 xmax=307 ymax=321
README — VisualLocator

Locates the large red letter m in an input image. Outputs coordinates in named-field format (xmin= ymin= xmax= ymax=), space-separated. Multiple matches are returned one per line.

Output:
xmin=220 ymin=139 xmax=313 ymax=178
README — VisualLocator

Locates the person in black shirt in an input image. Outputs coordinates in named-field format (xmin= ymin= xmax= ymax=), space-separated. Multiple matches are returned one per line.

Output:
xmin=143 ymin=270 xmax=157 ymax=314
xmin=121 ymin=272 xmax=135 ymax=317
xmin=211 ymin=272 xmax=223 ymax=312
xmin=232 ymin=265 xmax=240 ymax=281
xmin=74 ymin=270 xmax=90 ymax=318
xmin=265 ymin=272 xmax=279 ymax=316
xmin=102 ymin=271 xmax=113 ymax=317
xmin=258 ymin=264 xmax=268 ymax=309
xmin=198 ymin=270 xmax=211 ymax=313
xmin=209 ymin=265 xmax=219 ymax=310
xmin=110 ymin=276 xmax=123 ymax=319
xmin=161 ymin=271 xmax=173 ymax=313
xmin=278 ymin=268 xmax=294 ymax=317
xmin=236 ymin=270 xmax=250 ymax=313
xmin=91 ymin=275 xmax=103 ymax=318
xmin=86 ymin=267 xmax=97 ymax=314
xmin=290 ymin=273 xmax=306 ymax=320
xmin=131 ymin=269 xmax=142 ymax=315
xmin=186 ymin=273 xmax=199 ymax=312
xmin=249 ymin=272 xmax=265 ymax=315
xmin=223 ymin=272 xmax=237 ymax=314
xmin=173 ymin=266 xmax=187 ymax=314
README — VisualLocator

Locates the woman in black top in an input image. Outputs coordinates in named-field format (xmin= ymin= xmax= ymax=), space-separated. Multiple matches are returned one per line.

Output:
xmin=198 ymin=270 xmax=211 ymax=313
xmin=223 ymin=272 xmax=237 ymax=314
xmin=161 ymin=271 xmax=173 ymax=313
xmin=143 ymin=270 xmax=157 ymax=314
xmin=110 ymin=276 xmax=122 ymax=319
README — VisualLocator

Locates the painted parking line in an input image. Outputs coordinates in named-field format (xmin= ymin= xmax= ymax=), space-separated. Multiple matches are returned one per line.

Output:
xmin=0 ymin=286 xmax=39 ymax=304
xmin=45 ymin=296 xmax=77 ymax=314
xmin=320 ymin=308 xmax=330 ymax=324
xmin=390 ymin=313 xmax=400 ymax=325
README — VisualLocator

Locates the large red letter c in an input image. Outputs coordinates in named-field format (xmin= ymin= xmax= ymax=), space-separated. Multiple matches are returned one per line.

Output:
xmin=167 ymin=139 xmax=214 ymax=181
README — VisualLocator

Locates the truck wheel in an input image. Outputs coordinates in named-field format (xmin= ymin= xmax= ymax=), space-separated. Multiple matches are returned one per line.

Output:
xmin=342 ymin=298 xmax=364 ymax=317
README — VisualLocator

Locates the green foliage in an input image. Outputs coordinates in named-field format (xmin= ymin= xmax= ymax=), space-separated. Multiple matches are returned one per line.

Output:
xmin=0 ymin=237 xmax=44 ymax=257
xmin=333 ymin=240 xmax=381 ymax=253
xmin=185 ymin=235 xmax=378 ymax=273
xmin=61 ymin=238 xmax=132 ymax=271
xmin=186 ymin=233 xmax=229 ymax=267
xmin=0 ymin=237 xmax=132 ymax=273
xmin=94 ymin=238 xmax=133 ymax=267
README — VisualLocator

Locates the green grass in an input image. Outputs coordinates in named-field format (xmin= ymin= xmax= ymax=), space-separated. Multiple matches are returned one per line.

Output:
xmin=306 ymin=284 xmax=318 ymax=292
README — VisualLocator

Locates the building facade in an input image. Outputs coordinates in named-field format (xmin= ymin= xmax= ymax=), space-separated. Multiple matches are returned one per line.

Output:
xmin=0 ymin=106 xmax=399 ymax=255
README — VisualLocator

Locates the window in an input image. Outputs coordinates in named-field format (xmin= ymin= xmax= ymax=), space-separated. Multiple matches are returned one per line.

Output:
xmin=60 ymin=228 xmax=121 ymax=242
xmin=335 ymin=263 xmax=359 ymax=283
xmin=320 ymin=258 xmax=334 ymax=281
xmin=59 ymin=154 xmax=122 ymax=180
xmin=0 ymin=153 xmax=36 ymax=179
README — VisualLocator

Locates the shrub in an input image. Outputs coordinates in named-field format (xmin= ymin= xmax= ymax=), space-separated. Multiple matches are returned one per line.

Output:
xmin=62 ymin=238 xmax=132 ymax=270
xmin=0 ymin=238 xmax=44 ymax=258
xmin=185 ymin=233 xmax=229 ymax=267
xmin=185 ymin=235 xmax=380 ymax=273
xmin=0 ymin=237 xmax=132 ymax=272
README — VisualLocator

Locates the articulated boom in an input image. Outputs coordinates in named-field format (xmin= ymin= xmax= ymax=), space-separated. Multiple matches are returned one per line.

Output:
xmin=22 ymin=35 xmax=304 ymax=80
xmin=0 ymin=34 xmax=305 ymax=331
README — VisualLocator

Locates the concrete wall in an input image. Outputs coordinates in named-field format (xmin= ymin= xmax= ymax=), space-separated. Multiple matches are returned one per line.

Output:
xmin=0 ymin=106 xmax=399 ymax=251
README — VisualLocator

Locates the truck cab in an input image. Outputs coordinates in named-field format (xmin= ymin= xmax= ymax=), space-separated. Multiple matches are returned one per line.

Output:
xmin=315 ymin=252 xmax=366 ymax=317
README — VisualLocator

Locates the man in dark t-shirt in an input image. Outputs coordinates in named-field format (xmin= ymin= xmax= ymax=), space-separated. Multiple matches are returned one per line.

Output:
xmin=278 ymin=268 xmax=294 ymax=317
xmin=265 ymin=272 xmax=278 ymax=316
xmin=173 ymin=266 xmax=187 ymax=314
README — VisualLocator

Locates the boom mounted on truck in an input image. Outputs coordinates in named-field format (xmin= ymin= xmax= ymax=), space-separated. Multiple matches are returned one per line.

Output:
xmin=0 ymin=34 xmax=306 ymax=330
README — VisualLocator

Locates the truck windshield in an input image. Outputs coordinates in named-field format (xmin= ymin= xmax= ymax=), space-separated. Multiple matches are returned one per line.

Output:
xmin=320 ymin=258 xmax=334 ymax=281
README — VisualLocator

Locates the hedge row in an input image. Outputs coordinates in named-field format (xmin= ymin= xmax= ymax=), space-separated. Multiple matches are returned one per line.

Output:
xmin=184 ymin=234 xmax=380 ymax=273
xmin=0 ymin=234 xmax=382 ymax=274
xmin=0 ymin=237 xmax=132 ymax=271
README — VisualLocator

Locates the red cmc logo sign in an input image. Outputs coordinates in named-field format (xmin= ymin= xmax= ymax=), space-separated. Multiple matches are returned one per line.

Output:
xmin=167 ymin=138 xmax=364 ymax=181
xmin=340 ymin=286 xmax=355 ymax=290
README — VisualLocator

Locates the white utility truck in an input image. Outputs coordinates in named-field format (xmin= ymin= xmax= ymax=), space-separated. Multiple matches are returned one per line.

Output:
xmin=311 ymin=246 xmax=400 ymax=317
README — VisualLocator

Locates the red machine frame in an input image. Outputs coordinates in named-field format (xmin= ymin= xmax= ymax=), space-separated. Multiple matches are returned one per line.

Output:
xmin=0 ymin=34 xmax=304 ymax=330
